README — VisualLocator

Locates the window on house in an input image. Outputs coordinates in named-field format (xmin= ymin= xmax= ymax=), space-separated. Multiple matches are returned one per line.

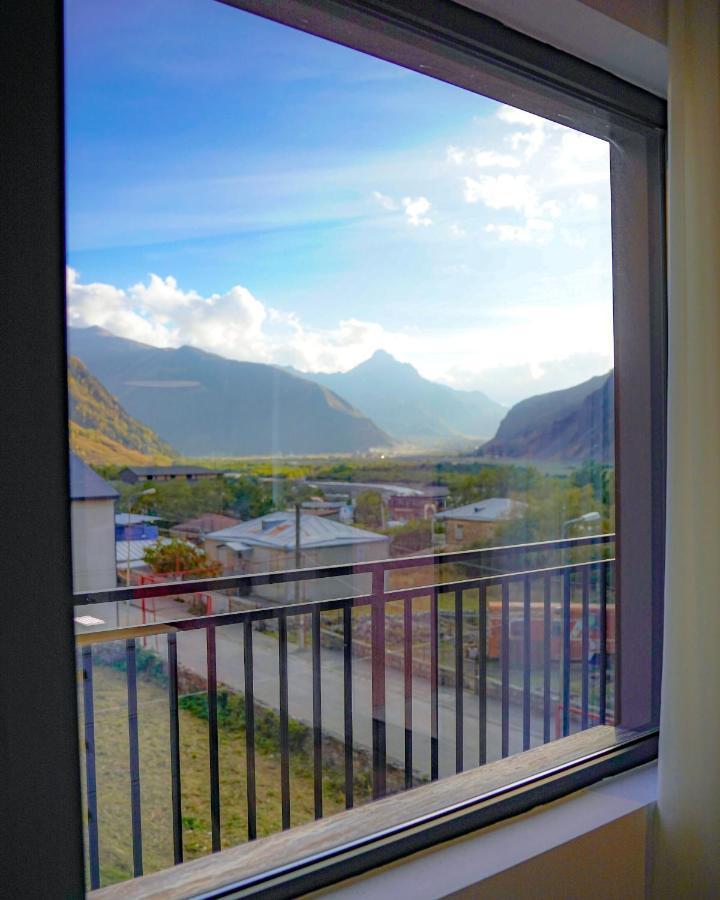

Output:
xmin=65 ymin=0 xmax=664 ymax=894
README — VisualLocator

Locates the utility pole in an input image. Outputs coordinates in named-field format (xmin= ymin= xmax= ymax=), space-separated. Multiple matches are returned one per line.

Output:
xmin=294 ymin=502 xmax=304 ymax=648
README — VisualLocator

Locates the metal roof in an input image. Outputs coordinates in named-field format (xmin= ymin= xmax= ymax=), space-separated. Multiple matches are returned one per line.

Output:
xmin=174 ymin=513 xmax=241 ymax=533
xmin=436 ymin=498 xmax=527 ymax=522
xmin=116 ymin=539 xmax=158 ymax=564
xmin=121 ymin=465 xmax=222 ymax=476
xmin=115 ymin=537 xmax=193 ymax=564
xmin=69 ymin=453 xmax=119 ymax=501
xmin=207 ymin=511 xmax=389 ymax=551
xmin=115 ymin=512 xmax=161 ymax=525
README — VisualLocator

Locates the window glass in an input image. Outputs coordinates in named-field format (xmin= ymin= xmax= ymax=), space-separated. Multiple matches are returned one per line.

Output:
xmin=66 ymin=0 xmax=620 ymax=889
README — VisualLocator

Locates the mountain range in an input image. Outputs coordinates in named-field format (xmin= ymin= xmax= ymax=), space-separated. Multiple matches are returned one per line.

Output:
xmin=68 ymin=355 xmax=176 ymax=465
xmin=68 ymin=327 xmax=391 ymax=456
xmin=290 ymin=350 xmax=505 ymax=444
xmin=479 ymin=372 xmax=614 ymax=463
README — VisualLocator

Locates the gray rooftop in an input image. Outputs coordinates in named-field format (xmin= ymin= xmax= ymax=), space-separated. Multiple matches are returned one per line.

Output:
xmin=436 ymin=498 xmax=527 ymax=522
xmin=121 ymin=465 xmax=222 ymax=476
xmin=207 ymin=511 xmax=390 ymax=551
xmin=70 ymin=453 xmax=119 ymax=501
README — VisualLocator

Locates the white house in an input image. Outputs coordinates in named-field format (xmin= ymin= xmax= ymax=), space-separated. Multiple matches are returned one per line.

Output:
xmin=205 ymin=511 xmax=390 ymax=604
xmin=69 ymin=453 xmax=119 ymax=593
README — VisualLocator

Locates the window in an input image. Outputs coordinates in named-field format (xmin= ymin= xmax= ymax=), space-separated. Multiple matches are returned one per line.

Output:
xmin=1 ymin=0 xmax=665 ymax=897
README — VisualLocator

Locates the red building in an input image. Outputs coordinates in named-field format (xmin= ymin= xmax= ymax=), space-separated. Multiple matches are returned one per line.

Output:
xmin=388 ymin=487 xmax=448 ymax=522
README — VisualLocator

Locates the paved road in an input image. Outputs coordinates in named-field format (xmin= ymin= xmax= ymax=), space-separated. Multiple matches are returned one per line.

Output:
xmin=79 ymin=598 xmax=547 ymax=779
xmin=174 ymin=623 xmax=546 ymax=779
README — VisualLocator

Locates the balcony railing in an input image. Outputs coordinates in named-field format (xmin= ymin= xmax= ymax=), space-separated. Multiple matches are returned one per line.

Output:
xmin=75 ymin=534 xmax=615 ymax=889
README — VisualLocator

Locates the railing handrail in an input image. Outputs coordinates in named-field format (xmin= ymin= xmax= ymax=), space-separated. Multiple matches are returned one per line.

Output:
xmin=76 ymin=532 xmax=615 ymax=607
xmin=74 ymin=556 xmax=615 ymax=647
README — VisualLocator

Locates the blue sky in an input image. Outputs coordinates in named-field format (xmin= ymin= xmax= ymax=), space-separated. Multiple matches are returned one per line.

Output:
xmin=65 ymin=0 xmax=613 ymax=405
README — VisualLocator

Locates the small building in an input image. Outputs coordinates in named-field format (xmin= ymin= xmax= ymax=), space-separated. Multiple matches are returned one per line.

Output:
xmin=171 ymin=513 xmax=241 ymax=542
xmin=300 ymin=500 xmax=354 ymax=523
xmin=115 ymin=512 xmax=160 ymax=542
xmin=388 ymin=486 xmax=449 ymax=523
xmin=205 ymin=511 xmax=390 ymax=604
xmin=119 ymin=465 xmax=223 ymax=484
xmin=436 ymin=498 xmax=527 ymax=550
xmin=70 ymin=453 xmax=119 ymax=593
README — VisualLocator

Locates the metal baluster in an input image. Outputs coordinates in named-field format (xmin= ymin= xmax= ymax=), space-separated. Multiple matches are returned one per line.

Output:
xmin=343 ymin=604 xmax=354 ymax=809
xmin=581 ymin=566 xmax=590 ymax=730
xmin=126 ymin=639 xmax=143 ymax=877
xmin=81 ymin=647 xmax=100 ymax=889
xmin=403 ymin=596 xmax=413 ymax=790
xmin=501 ymin=582 xmax=510 ymax=758
xmin=430 ymin=587 xmax=439 ymax=780
xmin=370 ymin=566 xmax=386 ymax=799
xmin=455 ymin=589 xmax=464 ymax=773
xmin=312 ymin=606 xmax=323 ymax=820
xmin=599 ymin=562 xmax=608 ymax=725
xmin=278 ymin=612 xmax=291 ymax=829
xmin=243 ymin=620 xmax=257 ymax=840
xmin=543 ymin=575 xmax=552 ymax=744
xmin=562 ymin=571 xmax=571 ymax=737
xmin=478 ymin=585 xmax=487 ymax=766
xmin=523 ymin=575 xmax=532 ymax=751
xmin=167 ymin=633 xmax=183 ymax=864
xmin=206 ymin=625 xmax=220 ymax=852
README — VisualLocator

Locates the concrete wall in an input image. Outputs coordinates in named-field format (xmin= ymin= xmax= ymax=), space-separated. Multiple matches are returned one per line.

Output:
xmin=206 ymin=538 xmax=390 ymax=604
xmin=447 ymin=811 xmax=647 ymax=899
xmin=443 ymin=518 xmax=497 ymax=550
xmin=70 ymin=497 xmax=117 ymax=593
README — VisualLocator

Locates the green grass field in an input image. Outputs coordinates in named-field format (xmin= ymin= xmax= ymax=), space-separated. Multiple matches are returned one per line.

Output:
xmin=79 ymin=663 xmax=351 ymax=888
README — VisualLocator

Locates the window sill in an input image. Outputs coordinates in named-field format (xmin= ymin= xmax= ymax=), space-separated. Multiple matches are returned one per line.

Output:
xmin=91 ymin=726 xmax=656 ymax=899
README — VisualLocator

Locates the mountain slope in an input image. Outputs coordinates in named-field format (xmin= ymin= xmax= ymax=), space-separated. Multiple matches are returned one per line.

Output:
xmin=68 ymin=328 xmax=392 ymax=456
xmin=296 ymin=350 xmax=505 ymax=444
xmin=479 ymin=372 xmax=614 ymax=463
xmin=68 ymin=356 xmax=176 ymax=465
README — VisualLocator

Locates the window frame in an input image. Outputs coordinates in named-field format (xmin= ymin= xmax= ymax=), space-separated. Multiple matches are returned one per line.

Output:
xmin=0 ymin=0 xmax=666 ymax=896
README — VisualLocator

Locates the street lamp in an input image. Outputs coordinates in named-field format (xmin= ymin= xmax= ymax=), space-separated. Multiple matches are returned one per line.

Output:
xmin=561 ymin=511 xmax=601 ymax=564
xmin=562 ymin=511 xmax=601 ymax=539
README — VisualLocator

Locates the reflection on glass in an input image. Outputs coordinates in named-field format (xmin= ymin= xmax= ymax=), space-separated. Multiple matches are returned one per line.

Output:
xmin=67 ymin=0 xmax=614 ymax=887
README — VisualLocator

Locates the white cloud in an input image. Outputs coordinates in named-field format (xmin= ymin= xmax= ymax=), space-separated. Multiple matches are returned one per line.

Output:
xmin=496 ymin=105 xmax=549 ymax=128
xmin=402 ymin=196 xmax=432 ymax=227
xmin=372 ymin=190 xmax=398 ymax=211
xmin=66 ymin=267 xmax=405 ymax=374
xmin=464 ymin=174 xmax=537 ymax=212
xmin=450 ymin=224 xmax=466 ymax=238
xmin=473 ymin=150 xmax=521 ymax=168
xmin=576 ymin=192 xmax=599 ymax=210
xmin=67 ymin=266 xmax=613 ymax=405
xmin=446 ymin=145 xmax=466 ymax=165
xmin=485 ymin=218 xmax=554 ymax=244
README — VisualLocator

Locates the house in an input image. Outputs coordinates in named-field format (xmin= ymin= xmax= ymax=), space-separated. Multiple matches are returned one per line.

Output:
xmin=170 ymin=512 xmax=241 ymax=541
xmin=388 ymin=486 xmax=449 ymax=523
xmin=205 ymin=511 xmax=390 ymax=603
xmin=69 ymin=453 xmax=119 ymax=592
xmin=436 ymin=498 xmax=527 ymax=549
xmin=114 ymin=512 xmax=160 ymax=541
xmin=118 ymin=464 xmax=223 ymax=484
xmin=300 ymin=500 xmax=354 ymax=522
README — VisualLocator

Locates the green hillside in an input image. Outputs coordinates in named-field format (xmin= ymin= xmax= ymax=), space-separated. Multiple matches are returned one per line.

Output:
xmin=68 ymin=355 xmax=176 ymax=465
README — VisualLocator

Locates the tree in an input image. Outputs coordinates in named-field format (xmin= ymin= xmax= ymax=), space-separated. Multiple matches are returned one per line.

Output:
xmin=143 ymin=539 xmax=222 ymax=578
xmin=354 ymin=490 xmax=384 ymax=528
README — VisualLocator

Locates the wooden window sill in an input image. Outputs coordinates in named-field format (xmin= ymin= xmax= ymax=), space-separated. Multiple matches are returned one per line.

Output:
xmin=91 ymin=726 xmax=653 ymax=899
